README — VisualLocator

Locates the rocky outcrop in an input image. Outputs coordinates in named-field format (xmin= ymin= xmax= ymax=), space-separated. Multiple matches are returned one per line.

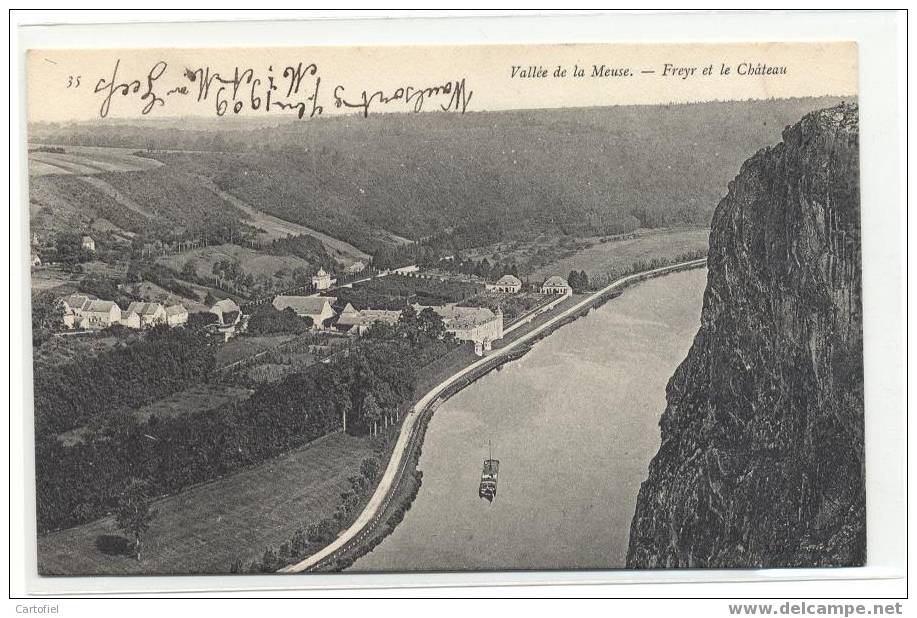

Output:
xmin=627 ymin=104 xmax=864 ymax=568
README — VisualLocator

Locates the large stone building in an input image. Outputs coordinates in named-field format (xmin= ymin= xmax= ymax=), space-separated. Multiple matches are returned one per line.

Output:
xmin=81 ymin=300 xmax=121 ymax=329
xmin=272 ymin=295 xmax=337 ymax=329
xmin=61 ymin=294 xmax=122 ymax=329
xmin=336 ymin=303 xmax=402 ymax=336
xmin=127 ymin=301 xmax=167 ymax=328
xmin=417 ymin=304 xmax=504 ymax=355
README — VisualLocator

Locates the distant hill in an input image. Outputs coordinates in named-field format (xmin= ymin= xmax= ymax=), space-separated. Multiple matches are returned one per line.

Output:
xmin=29 ymin=97 xmax=850 ymax=253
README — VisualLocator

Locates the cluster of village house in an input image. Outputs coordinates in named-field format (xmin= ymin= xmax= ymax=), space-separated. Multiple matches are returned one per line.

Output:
xmin=60 ymin=294 xmax=190 ymax=330
xmin=59 ymin=293 xmax=245 ymax=332
xmin=273 ymin=272 xmax=573 ymax=356
xmin=56 ymin=266 xmax=573 ymax=357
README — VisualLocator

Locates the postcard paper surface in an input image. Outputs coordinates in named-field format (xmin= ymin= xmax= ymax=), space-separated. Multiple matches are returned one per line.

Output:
xmin=26 ymin=41 xmax=862 ymax=575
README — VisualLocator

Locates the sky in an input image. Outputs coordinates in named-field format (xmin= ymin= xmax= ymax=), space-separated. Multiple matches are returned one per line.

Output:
xmin=26 ymin=42 xmax=858 ymax=124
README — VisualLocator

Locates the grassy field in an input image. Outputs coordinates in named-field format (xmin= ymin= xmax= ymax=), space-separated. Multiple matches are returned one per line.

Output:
xmin=33 ymin=332 xmax=135 ymax=371
xmin=158 ymin=243 xmax=314 ymax=282
xmin=79 ymin=260 xmax=130 ymax=280
xmin=29 ymin=268 xmax=78 ymax=294
xmin=460 ymin=227 xmax=709 ymax=284
xmin=526 ymin=227 xmax=710 ymax=282
xmin=245 ymin=348 xmax=317 ymax=383
xmin=214 ymin=334 xmax=299 ymax=369
xmin=37 ymin=432 xmax=377 ymax=574
xmin=55 ymin=382 xmax=252 ymax=446
xmin=123 ymin=280 xmax=207 ymax=311
xmin=131 ymin=383 xmax=253 ymax=423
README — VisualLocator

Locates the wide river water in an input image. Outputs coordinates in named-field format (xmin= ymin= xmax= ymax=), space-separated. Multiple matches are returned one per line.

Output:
xmin=352 ymin=268 xmax=707 ymax=572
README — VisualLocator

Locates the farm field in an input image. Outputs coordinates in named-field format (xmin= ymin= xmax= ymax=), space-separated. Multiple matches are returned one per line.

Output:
xmin=28 ymin=145 xmax=162 ymax=176
xmin=38 ymin=432 xmax=377 ymax=574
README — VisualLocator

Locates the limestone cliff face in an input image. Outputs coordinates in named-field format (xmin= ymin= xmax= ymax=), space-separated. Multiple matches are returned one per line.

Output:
xmin=627 ymin=104 xmax=864 ymax=568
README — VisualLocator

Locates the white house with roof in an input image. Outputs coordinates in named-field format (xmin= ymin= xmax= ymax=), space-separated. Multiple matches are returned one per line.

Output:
xmin=165 ymin=304 xmax=189 ymax=327
xmin=59 ymin=293 xmax=130 ymax=329
xmin=415 ymin=303 xmax=504 ymax=355
xmin=126 ymin=301 xmax=167 ymax=328
xmin=120 ymin=310 xmax=141 ymax=329
xmin=81 ymin=235 xmax=96 ymax=252
xmin=311 ymin=268 xmax=335 ymax=290
xmin=541 ymin=275 xmax=572 ymax=297
xmin=60 ymin=293 xmax=93 ymax=315
xmin=59 ymin=293 xmax=94 ymax=329
xmin=272 ymin=295 xmax=337 ymax=329
xmin=486 ymin=274 xmax=522 ymax=293
xmin=80 ymin=300 xmax=122 ymax=329
xmin=336 ymin=303 xmax=402 ymax=336
xmin=211 ymin=298 xmax=242 ymax=327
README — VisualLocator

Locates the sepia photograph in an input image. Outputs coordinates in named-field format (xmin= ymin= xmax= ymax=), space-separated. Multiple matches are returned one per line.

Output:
xmin=14 ymin=18 xmax=896 ymax=597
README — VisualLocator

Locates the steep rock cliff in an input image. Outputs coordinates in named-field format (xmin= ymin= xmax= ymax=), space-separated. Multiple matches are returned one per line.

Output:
xmin=627 ymin=104 xmax=864 ymax=568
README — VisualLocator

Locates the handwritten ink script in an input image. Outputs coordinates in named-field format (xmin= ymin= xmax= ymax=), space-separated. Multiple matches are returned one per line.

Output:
xmin=87 ymin=59 xmax=473 ymax=120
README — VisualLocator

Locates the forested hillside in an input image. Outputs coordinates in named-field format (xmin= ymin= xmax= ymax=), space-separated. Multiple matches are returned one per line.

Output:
xmin=31 ymin=97 xmax=847 ymax=253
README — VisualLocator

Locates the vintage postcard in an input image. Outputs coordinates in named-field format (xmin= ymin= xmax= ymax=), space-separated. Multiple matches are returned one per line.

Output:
xmin=26 ymin=40 xmax=863 ymax=576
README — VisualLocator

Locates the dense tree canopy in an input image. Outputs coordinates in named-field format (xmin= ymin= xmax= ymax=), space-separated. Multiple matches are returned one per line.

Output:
xmin=35 ymin=306 xmax=459 ymax=533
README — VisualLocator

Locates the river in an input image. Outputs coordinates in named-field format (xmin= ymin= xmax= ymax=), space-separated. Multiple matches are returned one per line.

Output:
xmin=351 ymin=268 xmax=707 ymax=572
